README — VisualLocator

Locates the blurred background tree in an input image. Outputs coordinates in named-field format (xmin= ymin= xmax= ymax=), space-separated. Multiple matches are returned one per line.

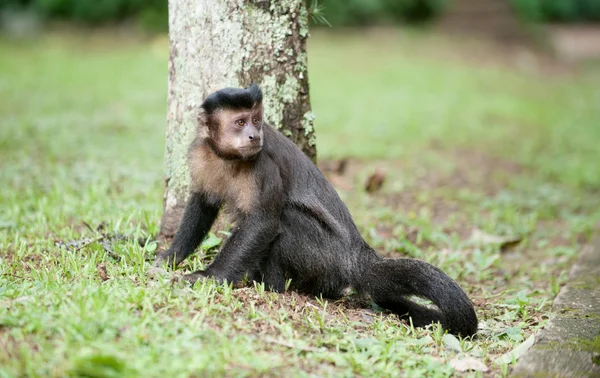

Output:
xmin=0 ymin=0 xmax=169 ymax=31
xmin=2 ymin=0 xmax=600 ymax=33
xmin=510 ymin=0 xmax=600 ymax=22
xmin=312 ymin=0 xmax=448 ymax=26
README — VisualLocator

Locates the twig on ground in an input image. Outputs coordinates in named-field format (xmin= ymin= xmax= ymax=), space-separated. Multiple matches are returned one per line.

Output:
xmin=54 ymin=226 xmax=134 ymax=260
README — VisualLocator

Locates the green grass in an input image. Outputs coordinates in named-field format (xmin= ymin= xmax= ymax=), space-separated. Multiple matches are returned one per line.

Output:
xmin=1 ymin=29 xmax=600 ymax=377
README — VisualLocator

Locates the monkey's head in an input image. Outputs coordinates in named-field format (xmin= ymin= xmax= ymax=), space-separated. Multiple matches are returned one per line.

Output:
xmin=200 ymin=84 xmax=264 ymax=161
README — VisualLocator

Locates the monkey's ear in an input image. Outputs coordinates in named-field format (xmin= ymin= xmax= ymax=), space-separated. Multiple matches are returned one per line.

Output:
xmin=197 ymin=109 xmax=209 ymax=126
xmin=196 ymin=109 xmax=210 ymax=137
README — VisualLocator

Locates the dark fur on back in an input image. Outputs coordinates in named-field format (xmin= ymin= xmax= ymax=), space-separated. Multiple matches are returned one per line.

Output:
xmin=201 ymin=84 xmax=263 ymax=114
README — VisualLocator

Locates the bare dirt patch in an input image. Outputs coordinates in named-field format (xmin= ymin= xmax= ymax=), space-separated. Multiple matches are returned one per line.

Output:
xmin=346 ymin=27 xmax=577 ymax=77
xmin=550 ymin=25 xmax=600 ymax=61
xmin=320 ymin=147 xmax=529 ymax=245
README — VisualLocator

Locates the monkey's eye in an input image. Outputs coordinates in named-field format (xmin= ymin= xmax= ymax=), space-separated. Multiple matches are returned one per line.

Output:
xmin=252 ymin=117 xmax=260 ymax=125
xmin=235 ymin=119 xmax=246 ymax=127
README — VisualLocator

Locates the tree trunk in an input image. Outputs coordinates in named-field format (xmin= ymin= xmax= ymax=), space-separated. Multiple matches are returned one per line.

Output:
xmin=160 ymin=0 xmax=315 ymax=238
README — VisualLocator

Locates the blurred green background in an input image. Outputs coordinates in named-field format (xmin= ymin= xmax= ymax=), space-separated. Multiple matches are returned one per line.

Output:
xmin=2 ymin=0 xmax=600 ymax=32
xmin=1 ymin=0 xmax=600 ymax=192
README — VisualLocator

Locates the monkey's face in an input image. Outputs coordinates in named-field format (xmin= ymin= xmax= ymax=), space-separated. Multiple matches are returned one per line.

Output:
xmin=210 ymin=106 xmax=264 ymax=160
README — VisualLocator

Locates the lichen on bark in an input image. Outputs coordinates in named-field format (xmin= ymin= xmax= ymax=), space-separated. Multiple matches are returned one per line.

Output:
xmin=160 ymin=0 xmax=315 ymax=237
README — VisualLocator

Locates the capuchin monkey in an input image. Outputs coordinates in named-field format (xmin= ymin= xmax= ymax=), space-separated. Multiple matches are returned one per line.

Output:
xmin=154 ymin=84 xmax=478 ymax=336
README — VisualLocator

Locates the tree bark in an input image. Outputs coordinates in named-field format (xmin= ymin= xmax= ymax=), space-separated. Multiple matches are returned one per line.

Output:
xmin=160 ymin=0 xmax=315 ymax=238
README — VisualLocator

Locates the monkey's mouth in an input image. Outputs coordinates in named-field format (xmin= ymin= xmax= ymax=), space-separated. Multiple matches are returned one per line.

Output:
xmin=239 ymin=145 xmax=262 ymax=155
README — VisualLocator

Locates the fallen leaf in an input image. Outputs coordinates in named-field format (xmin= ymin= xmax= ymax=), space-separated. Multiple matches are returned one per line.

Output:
xmin=415 ymin=335 xmax=434 ymax=345
xmin=200 ymin=232 xmax=222 ymax=251
xmin=494 ymin=334 xmax=535 ymax=365
xmin=450 ymin=357 xmax=489 ymax=372
xmin=97 ymin=263 xmax=109 ymax=281
xmin=353 ymin=337 xmax=381 ymax=351
xmin=365 ymin=170 xmax=386 ymax=193
xmin=442 ymin=334 xmax=462 ymax=352
xmin=335 ymin=159 xmax=348 ymax=175
xmin=319 ymin=159 xmax=348 ymax=175
xmin=14 ymin=296 xmax=33 ymax=304
xmin=144 ymin=241 xmax=158 ymax=253
xmin=469 ymin=229 xmax=522 ymax=251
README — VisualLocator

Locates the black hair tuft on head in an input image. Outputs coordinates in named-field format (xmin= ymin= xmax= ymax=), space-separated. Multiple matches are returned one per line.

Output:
xmin=201 ymin=83 xmax=263 ymax=114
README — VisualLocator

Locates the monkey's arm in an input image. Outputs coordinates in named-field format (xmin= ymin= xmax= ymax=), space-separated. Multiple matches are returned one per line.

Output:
xmin=190 ymin=165 xmax=284 ymax=284
xmin=154 ymin=191 xmax=221 ymax=267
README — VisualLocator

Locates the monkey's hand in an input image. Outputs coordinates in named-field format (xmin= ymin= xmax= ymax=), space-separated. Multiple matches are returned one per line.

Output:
xmin=180 ymin=270 xmax=248 ymax=288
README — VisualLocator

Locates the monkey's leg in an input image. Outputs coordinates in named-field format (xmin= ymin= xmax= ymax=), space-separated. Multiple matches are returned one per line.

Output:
xmin=260 ymin=254 xmax=286 ymax=292
xmin=186 ymin=160 xmax=283 ymax=284
xmin=154 ymin=192 xmax=220 ymax=268
xmin=185 ymin=214 xmax=280 ymax=284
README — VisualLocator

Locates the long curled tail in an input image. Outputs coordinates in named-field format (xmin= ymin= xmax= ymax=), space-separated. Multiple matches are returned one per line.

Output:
xmin=362 ymin=258 xmax=478 ymax=336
